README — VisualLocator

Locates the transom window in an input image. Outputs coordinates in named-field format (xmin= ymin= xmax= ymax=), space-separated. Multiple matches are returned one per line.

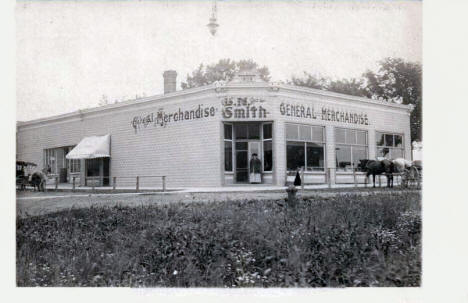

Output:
xmin=286 ymin=124 xmax=325 ymax=172
xmin=376 ymin=132 xmax=404 ymax=159
xmin=335 ymin=128 xmax=368 ymax=171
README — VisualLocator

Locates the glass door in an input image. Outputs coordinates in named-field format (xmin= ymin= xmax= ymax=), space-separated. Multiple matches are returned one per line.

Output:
xmin=235 ymin=142 xmax=248 ymax=182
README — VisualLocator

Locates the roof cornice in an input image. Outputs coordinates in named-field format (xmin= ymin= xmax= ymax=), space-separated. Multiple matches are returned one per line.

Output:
xmin=276 ymin=84 xmax=412 ymax=111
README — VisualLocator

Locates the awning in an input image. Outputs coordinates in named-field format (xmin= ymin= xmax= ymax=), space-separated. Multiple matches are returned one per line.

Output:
xmin=66 ymin=134 xmax=110 ymax=160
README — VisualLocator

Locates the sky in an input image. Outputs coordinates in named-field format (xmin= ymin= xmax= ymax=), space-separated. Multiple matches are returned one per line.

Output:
xmin=16 ymin=0 xmax=422 ymax=121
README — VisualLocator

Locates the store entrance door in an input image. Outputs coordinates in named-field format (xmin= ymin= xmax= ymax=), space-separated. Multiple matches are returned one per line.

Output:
xmin=235 ymin=140 xmax=261 ymax=183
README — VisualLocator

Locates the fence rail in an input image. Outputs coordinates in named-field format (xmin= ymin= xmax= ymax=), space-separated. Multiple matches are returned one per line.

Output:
xmin=44 ymin=175 xmax=167 ymax=192
xmin=287 ymin=166 xmax=421 ymax=189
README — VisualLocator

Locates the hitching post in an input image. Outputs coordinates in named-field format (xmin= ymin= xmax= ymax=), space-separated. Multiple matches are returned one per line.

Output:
xmin=162 ymin=176 xmax=166 ymax=192
xmin=136 ymin=176 xmax=139 ymax=192
xmin=92 ymin=178 xmax=95 ymax=192
xmin=113 ymin=177 xmax=116 ymax=191
xmin=72 ymin=177 xmax=75 ymax=192
xmin=353 ymin=166 xmax=357 ymax=188
xmin=327 ymin=168 xmax=331 ymax=188
xmin=286 ymin=184 xmax=298 ymax=208
xmin=55 ymin=176 xmax=58 ymax=191
xmin=301 ymin=167 xmax=304 ymax=195
xmin=379 ymin=175 xmax=382 ymax=187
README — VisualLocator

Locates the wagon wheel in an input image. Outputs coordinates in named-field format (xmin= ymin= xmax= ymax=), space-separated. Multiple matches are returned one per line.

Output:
xmin=408 ymin=166 xmax=421 ymax=189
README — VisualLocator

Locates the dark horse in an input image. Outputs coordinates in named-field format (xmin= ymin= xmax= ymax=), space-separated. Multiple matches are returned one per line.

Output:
xmin=30 ymin=171 xmax=46 ymax=192
xmin=359 ymin=159 xmax=395 ymax=188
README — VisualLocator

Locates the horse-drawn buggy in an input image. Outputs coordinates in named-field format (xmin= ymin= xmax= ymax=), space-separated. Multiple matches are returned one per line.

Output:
xmin=400 ymin=160 xmax=422 ymax=189
xmin=359 ymin=158 xmax=422 ymax=189
xmin=16 ymin=161 xmax=47 ymax=191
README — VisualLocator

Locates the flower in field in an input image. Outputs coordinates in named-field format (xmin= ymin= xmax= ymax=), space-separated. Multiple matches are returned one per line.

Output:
xmin=173 ymin=270 xmax=178 ymax=275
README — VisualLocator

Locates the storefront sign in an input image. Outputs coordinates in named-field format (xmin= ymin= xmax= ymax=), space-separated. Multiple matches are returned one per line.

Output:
xmin=221 ymin=97 xmax=269 ymax=119
xmin=321 ymin=108 xmax=369 ymax=125
xmin=131 ymin=104 xmax=216 ymax=133
xmin=280 ymin=103 xmax=318 ymax=119
xmin=280 ymin=102 xmax=369 ymax=125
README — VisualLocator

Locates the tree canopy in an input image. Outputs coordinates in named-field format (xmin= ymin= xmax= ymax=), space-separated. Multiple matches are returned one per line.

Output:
xmin=181 ymin=59 xmax=270 ymax=89
xmin=291 ymin=58 xmax=422 ymax=141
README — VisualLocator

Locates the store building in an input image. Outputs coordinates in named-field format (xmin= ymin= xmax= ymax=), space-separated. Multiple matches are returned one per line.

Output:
xmin=16 ymin=70 xmax=413 ymax=188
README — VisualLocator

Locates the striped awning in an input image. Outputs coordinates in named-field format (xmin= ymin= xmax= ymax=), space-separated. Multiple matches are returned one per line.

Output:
xmin=66 ymin=134 xmax=110 ymax=159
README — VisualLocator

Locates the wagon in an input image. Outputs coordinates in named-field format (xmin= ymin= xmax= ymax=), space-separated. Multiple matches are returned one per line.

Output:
xmin=401 ymin=161 xmax=422 ymax=189
xmin=16 ymin=161 xmax=37 ymax=190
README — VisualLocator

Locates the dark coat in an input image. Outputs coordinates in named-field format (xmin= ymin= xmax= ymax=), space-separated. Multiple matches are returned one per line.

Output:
xmin=250 ymin=158 xmax=262 ymax=173
xmin=294 ymin=171 xmax=301 ymax=186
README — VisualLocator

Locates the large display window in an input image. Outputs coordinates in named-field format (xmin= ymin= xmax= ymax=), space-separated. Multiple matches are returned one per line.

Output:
xmin=335 ymin=128 xmax=368 ymax=171
xmin=376 ymin=132 xmax=404 ymax=159
xmin=286 ymin=124 xmax=325 ymax=171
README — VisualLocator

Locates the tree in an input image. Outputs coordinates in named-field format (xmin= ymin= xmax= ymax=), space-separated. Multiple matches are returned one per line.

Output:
xmin=290 ymin=58 xmax=422 ymax=142
xmin=290 ymin=72 xmax=370 ymax=97
xmin=363 ymin=58 xmax=422 ymax=142
xmin=181 ymin=59 xmax=271 ymax=89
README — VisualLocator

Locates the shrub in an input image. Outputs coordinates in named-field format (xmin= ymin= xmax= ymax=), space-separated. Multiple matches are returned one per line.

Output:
xmin=16 ymin=192 xmax=421 ymax=287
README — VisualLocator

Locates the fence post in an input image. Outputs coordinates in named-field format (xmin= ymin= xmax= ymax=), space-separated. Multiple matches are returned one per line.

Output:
xmin=378 ymin=175 xmax=382 ymax=187
xmin=55 ymin=176 xmax=58 ymax=191
xmin=113 ymin=177 xmax=116 ymax=191
xmin=162 ymin=176 xmax=166 ymax=192
xmin=72 ymin=177 xmax=75 ymax=192
xmin=136 ymin=176 xmax=139 ymax=192
xmin=92 ymin=178 xmax=95 ymax=192
xmin=328 ymin=168 xmax=332 ymax=188
xmin=301 ymin=167 xmax=305 ymax=194
xmin=353 ymin=166 xmax=357 ymax=188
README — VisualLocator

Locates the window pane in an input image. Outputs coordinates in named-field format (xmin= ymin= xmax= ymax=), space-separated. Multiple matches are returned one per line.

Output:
xmin=392 ymin=148 xmax=404 ymax=159
xmin=356 ymin=131 xmax=367 ymax=145
xmin=236 ymin=142 xmax=248 ymax=150
xmin=224 ymin=141 xmax=232 ymax=171
xmin=376 ymin=132 xmax=385 ymax=146
xmin=385 ymin=134 xmax=394 ymax=147
xmin=263 ymin=124 xmax=272 ymax=139
xmin=336 ymin=145 xmax=351 ymax=171
xmin=352 ymin=146 xmax=368 ymax=170
xmin=286 ymin=124 xmax=299 ymax=140
xmin=306 ymin=143 xmax=324 ymax=171
xmin=236 ymin=151 xmax=248 ymax=169
xmin=263 ymin=141 xmax=273 ymax=171
xmin=377 ymin=147 xmax=391 ymax=159
xmin=235 ymin=124 xmax=248 ymax=139
xmin=224 ymin=124 xmax=232 ymax=140
xmin=287 ymin=141 xmax=305 ymax=170
xmin=345 ymin=129 xmax=357 ymax=144
xmin=312 ymin=126 xmax=323 ymax=142
xmin=335 ymin=128 xmax=346 ymax=144
xmin=87 ymin=158 xmax=100 ymax=177
xmin=394 ymin=135 xmax=403 ymax=148
xmin=299 ymin=125 xmax=311 ymax=141
xmin=248 ymin=124 xmax=260 ymax=139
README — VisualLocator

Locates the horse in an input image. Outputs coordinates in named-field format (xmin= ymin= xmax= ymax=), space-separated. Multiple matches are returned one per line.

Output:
xmin=392 ymin=158 xmax=413 ymax=173
xmin=359 ymin=159 xmax=395 ymax=188
xmin=30 ymin=171 xmax=47 ymax=192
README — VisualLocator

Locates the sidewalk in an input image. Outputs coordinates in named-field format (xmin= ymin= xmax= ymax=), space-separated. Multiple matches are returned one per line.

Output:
xmin=42 ymin=182 xmax=406 ymax=194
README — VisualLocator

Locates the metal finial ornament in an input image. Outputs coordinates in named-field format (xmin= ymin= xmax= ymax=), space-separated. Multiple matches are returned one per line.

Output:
xmin=207 ymin=0 xmax=219 ymax=36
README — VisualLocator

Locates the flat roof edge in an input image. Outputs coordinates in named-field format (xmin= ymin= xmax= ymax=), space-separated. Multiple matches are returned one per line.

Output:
xmin=17 ymin=82 xmax=411 ymax=128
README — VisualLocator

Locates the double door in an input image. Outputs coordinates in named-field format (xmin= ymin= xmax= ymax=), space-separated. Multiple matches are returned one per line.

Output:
xmin=235 ymin=141 xmax=261 ymax=183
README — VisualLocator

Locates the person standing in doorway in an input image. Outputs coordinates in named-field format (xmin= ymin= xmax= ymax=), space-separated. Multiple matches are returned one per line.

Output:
xmin=249 ymin=153 xmax=262 ymax=184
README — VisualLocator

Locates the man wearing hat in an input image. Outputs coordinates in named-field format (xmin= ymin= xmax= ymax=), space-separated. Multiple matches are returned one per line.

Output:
xmin=249 ymin=153 xmax=262 ymax=184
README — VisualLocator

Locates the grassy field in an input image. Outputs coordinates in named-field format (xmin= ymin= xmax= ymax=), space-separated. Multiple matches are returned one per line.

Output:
xmin=16 ymin=192 xmax=421 ymax=287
